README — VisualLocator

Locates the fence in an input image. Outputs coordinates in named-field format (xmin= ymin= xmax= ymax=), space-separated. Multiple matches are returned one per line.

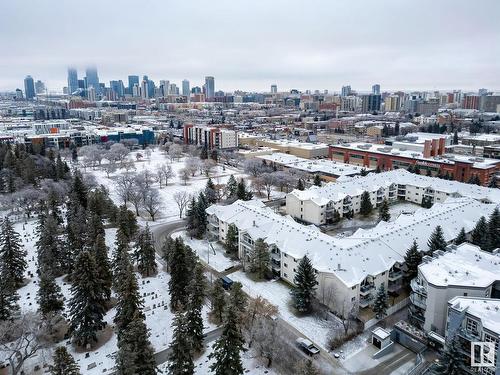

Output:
xmin=364 ymin=297 xmax=410 ymax=330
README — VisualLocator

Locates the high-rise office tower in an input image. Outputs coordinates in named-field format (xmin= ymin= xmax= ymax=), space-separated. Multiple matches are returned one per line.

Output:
xmin=87 ymin=86 xmax=96 ymax=102
xmin=78 ymin=79 xmax=85 ymax=89
xmin=141 ymin=78 xmax=149 ymax=99
xmin=24 ymin=75 xmax=35 ymax=100
xmin=191 ymin=86 xmax=201 ymax=94
xmin=372 ymin=84 xmax=380 ymax=95
xmin=205 ymin=76 xmax=215 ymax=99
xmin=85 ymin=66 xmax=100 ymax=94
xmin=133 ymin=83 xmax=140 ymax=97
xmin=271 ymin=84 xmax=277 ymax=93
xmin=110 ymin=80 xmax=125 ymax=98
xmin=35 ymin=80 xmax=45 ymax=94
xmin=341 ymin=85 xmax=351 ymax=97
xmin=182 ymin=79 xmax=190 ymax=97
xmin=128 ymin=75 xmax=139 ymax=94
xmin=160 ymin=80 xmax=170 ymax=97
xmin=67 ymin=67 xmax=79 ymax=94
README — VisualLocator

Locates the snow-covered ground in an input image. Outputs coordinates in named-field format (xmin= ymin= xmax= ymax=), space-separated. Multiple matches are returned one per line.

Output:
xmin=157 ymin=343 xmax=279 ymax=375
xmin=87 ymin=148 xmax=247 ymax=223
xmin=10 ymin=218 xmax=216 ymax=374
xmin=229 ymin=270 xmax=341 ymax=351
xmin=171 ymin=230 xmax=238 ymax=273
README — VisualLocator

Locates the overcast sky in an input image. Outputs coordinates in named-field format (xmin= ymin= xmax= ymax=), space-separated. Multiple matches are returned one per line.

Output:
xmin=1 ymin=0 xmax=499 ymax=93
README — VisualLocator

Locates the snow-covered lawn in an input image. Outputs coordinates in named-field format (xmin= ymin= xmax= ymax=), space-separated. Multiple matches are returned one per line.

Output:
xmin=157 ymin=343 xmax=279 ymax=375
xmin=229 ymin=270 xmax=340 ymax=351
xmin=171 ymin=230 xmax=238 ymax=273
xmin=87 ymin=148 xmax=247 ymax=223
xmin=11 ymin=219 xmax=216 ymax=375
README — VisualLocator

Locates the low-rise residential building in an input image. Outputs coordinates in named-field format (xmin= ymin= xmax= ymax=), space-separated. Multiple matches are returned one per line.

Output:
xmin=256 ymin=152 xmax=372 ymax=182
xmin=446 ymin=297 xmax=500 ymax=375
xmin=410 ymin=244 xmax=500 ymax=335
xmin=255 ymin=139 xmax=329 ymax=159
xmin=286 ymin=169 xmax=500 ymax=225
xmin=206 ymin=197 xmax=496 ymax=317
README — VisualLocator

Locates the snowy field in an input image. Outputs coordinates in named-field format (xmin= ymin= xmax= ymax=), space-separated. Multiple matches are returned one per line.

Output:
xmin=10 ymin=218 xmax=216 ymax=374
xmin=86 ymin=148 xmax=247 ymax=223
xmin=171 ymin=230 xmax=238 ymax=272
xmin=229 ymin=270 xmax=340 ymax=351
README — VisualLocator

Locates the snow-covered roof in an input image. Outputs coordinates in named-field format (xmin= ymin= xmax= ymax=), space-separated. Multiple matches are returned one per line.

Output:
xmin=448 ymin=297 xmax=500 ymax=334
xmin=289 ymin=169 xmax=500 ymax=204
xmin=256 ymin=153 xmax=372 ymax=177
xmin=207 ymin=198 xmax=497 ymax=288
xmin=419 ymin=243 xmax=500 ymax=288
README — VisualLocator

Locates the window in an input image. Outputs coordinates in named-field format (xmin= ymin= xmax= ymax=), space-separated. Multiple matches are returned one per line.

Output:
xmin=284 ymin=263 xmax=288 ymax=268
xmin=284 ymin=273 xmax=288 ymax=278
xmin=464 ymin=293 xmax=468 ymax=296
xmin=466 ymin=318 xmax=479 ymax=335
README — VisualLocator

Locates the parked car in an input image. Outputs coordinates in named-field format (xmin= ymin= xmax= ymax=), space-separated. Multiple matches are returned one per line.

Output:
xmin=296 ymin=338 xmax=320 ymax=356
xmin=220 ymin=276 xmax=233 ymax=290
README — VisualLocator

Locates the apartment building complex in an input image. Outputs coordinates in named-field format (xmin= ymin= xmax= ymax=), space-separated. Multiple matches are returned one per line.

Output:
xmin=206 ymin=198 xmax=496 ymax=317
xmin=286 ymin=169 xmax=500 ymax=225
xmin=183 ymin=124 xmax=238 ymax=149
xmin=410 ymin=244 xmax=500 ymax=335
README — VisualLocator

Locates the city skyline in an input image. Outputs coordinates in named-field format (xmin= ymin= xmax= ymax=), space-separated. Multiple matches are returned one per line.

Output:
xmin=1 ymin=0 xmax=499 ymax=92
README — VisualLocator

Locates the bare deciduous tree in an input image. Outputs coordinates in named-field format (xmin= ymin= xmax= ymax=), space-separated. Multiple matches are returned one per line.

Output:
xmin=142 ymin=188 xmax=162 ymax=221
xmin=202 ymin=159 xmax=217 ymax=177
xmin=173 ymin=191 xmax=190 ymax=218
xmin=179 ymin=168 xmax=190 ymax=185
xmin=0 ymin=313 xmax=49 ymax=375
xmin=185 ymin=157 xmax=200 ymax=177
xmin=168 ymin=144 xmax=183 ymax=162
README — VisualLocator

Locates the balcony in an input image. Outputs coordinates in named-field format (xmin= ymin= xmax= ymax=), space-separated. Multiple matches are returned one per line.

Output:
xmin=388 ymin=270 xmax=403 ymax=281
xmin=360 ymin=283 xmax=375 ymax=296
xmin=457 ymin=328 xmax=481 ymax=342
xmin=359 ymin=295 xmax=373 ymax=308
xmin=410 ymin=279 xmax=427 ymax=296
xmin=388 ymin=281 xmax=402 ymax=292
xmin=410 ymin=292 xmax=427 ymax=310
xmin=271 ymin=258 xmax=281 ymax=271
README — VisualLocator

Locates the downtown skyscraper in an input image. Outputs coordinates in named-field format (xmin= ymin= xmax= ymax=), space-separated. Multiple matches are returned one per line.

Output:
xmin=85 ymin=66 xmax=100 ymax=94
xmin=67 ymin=67 xmax=78 ymax=95
xmin=24 ymin=75 xmax=35 ymax=100
xmin=205 ymin=76 xmax=215 ymax=99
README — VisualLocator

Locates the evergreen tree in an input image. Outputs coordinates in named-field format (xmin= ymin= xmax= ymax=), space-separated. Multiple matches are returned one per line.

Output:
xmin=37 ymin=215 xmax=63 ymax=276
xmin=65 ymin=200 xmax=87 ymax=272
xmin=117 ymin=205 xmax=138 ymax=240
xmin=185 ymin=263 xmax=206 ymax=353
xmin=116 ymin=311 xmax=156 ymax=375
xmin=113 ymin=229 xmax=133 ymax=291
xmin=167 ymin=312 xmax=195 ymax=375
xmin=210 ymin=279 xmax=226 ymax=324
xmin=487 ymin=207 xmax=500 ymax=251
xmin=488 ymin=175 xmax=498 ymax=188
xmin=205 ymin=177 xmax=218 ymax=205
xmin=433 ymin=335 xmax=464 ymax=375
xmin=236 ymin=179 xmax=253 ymax=201
xmin=134 ymin=225 xmax=157 ymax=277
xmin=93 ymin=233 xmax=112 ymax=301
xmin=0 ymin=217 xmax=26 ymax=286
xmin=226 ymin=175 xmax=238 ymax=198
xmin=200 ymin=147 xmax=208 ymax=160
xmin=70 ymin=170 xmax=88 ymax=208
xmin=454 ymin=227 xmax=467 ymax=246
xmin=185 ymin=196 xmax=197 ymax=236
xmin=291 ymin=255 xmax=317 ymax=313
xmin=169 ymin=239 xmax=194 ymax=310
xmin=297 ymin=178 xmax=305 ymax=191
xmin=372 ymin=284 xmax=388 ymax=319
xmin=453 ymin=129 xmax=459 ymax=145
xmin=114 ymin=261 xmax=144 ymax=336
xmin=228 ymin=282 xmax=247 ymax=323
xmin=209 ymin=299 xmax=245 ymax=375
xmin=427 ymin=225 xmax=447 ymax=254
xmin=313 ymin=174 xmax=322 ymax=186
xmin=359 ymin=191 xmax=373 ymax=216
xmin=378 ymin=198 xmax=390 ymax=222
xmin=296 ymin=359 xmax=320 ymax=375
xmin=471 ymin=216 xmax=489 ymax=250
xmin=49 ymin=347 xmax=81 ymax=375
xmin=37 ymin=271 xmax=64 ymax=316
xmin=86 ymin=211 xmax=105 ymax=247
xmin=249 ymin=238 xmax=270 ymax=279
xmin=0 ymin=273 xmax=19 ymax=320
xmin=404 ymin=240 xmax=422 ymax=283
xmin=68 ymin=251 xmax=106 ymax=348
xmin=225 ymin=224 xmax=239 ymax=254
xmin=161 ymin=236 xmax=175 ymax=272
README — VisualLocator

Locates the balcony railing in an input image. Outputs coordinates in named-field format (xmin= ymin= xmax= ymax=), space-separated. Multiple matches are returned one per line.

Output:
xmin=410 ymin=292 xmax=427 ymax=310
xmin=410 ymin=279 xmax=427 ymax=296
xmin=359 ymin=295 xmax=373 ymax=308
xmin=388 ymin=270 xmax=403 ymax=281
xmin=360 ymin=283 xmax=375 ymax=295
